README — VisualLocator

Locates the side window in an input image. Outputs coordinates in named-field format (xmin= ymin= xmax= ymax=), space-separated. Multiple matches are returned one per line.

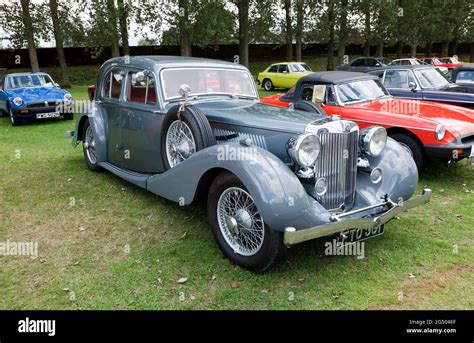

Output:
xmin=383 ymin=70 xmax=412 ymax=89
xmin=367 ymin=58 xmax=379 ymax=67
xmin=401 ymin=60 xmax=410 ymax=65
xmin=278 ymin=64 xmax=289 ymax=73
xmin=268 ymin=65 xmax=278 ymax=73
xmin=102 ymin=69 xmax=123 ymax=100
xmin=351 ymin=58 xmax=366 ymax=67
xmin=126 ymin=71 xmax=157 ymax=105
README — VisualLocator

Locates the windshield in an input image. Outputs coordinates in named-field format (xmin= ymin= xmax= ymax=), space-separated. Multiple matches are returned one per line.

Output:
xmin=336 ymin=79 xmax=389 ymax=104
xmin=414 ymin=68 xmax=450 ymax=88
xmin=6 ymin=74 xmax=55 ymax=89
xmin=161 ymin=68 xmax=257 ymax=100
xmin=378 ymin=57 xmax=392 ymax=65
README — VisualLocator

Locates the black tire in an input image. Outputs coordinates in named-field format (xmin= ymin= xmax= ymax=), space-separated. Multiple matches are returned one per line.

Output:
xmin=390 ymin=133 xmax=426 ymax=171
xmin=161 ymin=105 xmax=215 ymax=170
xmin=207 ymin=171 xmax=286 ymax=273
xmin=8 ymin=104 xmax=21 ymax=126
xmin=263 ymin=79 xmax=274 ymax=91
xmin=63 ymin=112 xmax=74 ymax=120
xmin=82 ymin=119 xmax=103 ymax=172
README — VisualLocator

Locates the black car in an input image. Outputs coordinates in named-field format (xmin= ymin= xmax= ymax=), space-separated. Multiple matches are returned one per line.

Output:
xmin=451 ymin=65 xmax=474 ymax=86
xmin=368 ymin=65 xmax=474 ymax=109
xmin=336 ymin=57 xmax=392 ymax=73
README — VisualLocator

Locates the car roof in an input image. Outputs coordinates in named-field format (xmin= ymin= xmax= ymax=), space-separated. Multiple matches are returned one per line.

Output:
xmin=370 ymin=65 xmax=437 ymax=71
xmin=103 ymin=55 xmax=247 ymax=71
xmin=299 ymin=71 xmax=378 ymax=85
xmin=454 ymin=65 xmax=474 ymax=71
xmin=5 ymin=72 xmax=50 ymax=77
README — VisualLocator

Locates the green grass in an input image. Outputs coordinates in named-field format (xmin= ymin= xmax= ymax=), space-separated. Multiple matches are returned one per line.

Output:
xmin=0 ymin=60 xmax=473 ymax=310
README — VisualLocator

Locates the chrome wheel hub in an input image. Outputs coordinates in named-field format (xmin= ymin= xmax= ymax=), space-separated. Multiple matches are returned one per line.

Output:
xmin=217 ymin=187 xmax=264 ymax=256
xmin=166 ymin=120 xmax=196 ymax=168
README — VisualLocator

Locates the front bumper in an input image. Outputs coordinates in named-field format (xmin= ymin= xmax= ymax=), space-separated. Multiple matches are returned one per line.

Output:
xmin=284 ymin=188 xmax=432 ymax=246
xmin=424 ymin=143 xmax=473 ymax=163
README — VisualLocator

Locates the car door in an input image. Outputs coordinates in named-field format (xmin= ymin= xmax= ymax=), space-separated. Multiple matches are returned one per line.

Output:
xmin=382 ymin=69 xmax=423 ymax=100
xmin=350 ymin=58 xmax=367 ymax=72
xmin=275 ymin=64 xmax=290 ymax=88
xmin=100 ymin=67 xmax=125 ymax=167
xmin=121 ymin=69 xmax=164 ymax=173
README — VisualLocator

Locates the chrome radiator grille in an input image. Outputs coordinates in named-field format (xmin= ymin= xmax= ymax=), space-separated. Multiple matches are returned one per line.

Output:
xmin=314 ymin=130 xmax=358 ymax=210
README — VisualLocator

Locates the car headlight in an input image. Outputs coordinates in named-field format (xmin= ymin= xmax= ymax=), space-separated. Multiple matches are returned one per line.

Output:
xmin=435 ymin=124 xmax=446 ymax=140
xmin=288 ymin=133 xmax=321 ymax=167
xmin=13 ymin=97 xmax=23 ymax=106
xmin=64 ymin=93 xmax=73 ymax=102
xmin=360 ymin=126 xmax=387 ymax=157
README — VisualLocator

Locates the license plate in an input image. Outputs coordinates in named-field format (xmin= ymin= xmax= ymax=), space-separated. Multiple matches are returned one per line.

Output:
xmin=37 ymin=112 xmax=60 ymax=119
xmin=336 ymin=225 xmax=385 ymax=247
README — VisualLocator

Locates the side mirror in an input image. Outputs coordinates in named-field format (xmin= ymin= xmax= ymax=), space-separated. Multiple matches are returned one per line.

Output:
xmin=54 ymin=82 xmax=60 ymax=87
xmin=409 ymin=81 xmax=417 ymax=91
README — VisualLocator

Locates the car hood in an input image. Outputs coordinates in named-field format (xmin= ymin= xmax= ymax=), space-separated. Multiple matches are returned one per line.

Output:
xmin=191 ymin=99 xmax=324 ymax=133
xmin=6 ymin=87 xmax=67 ymax=103
xmin=348 ymin=98 xmax=474 ymax=136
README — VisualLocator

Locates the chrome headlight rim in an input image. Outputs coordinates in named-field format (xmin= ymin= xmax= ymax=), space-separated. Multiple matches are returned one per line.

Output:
xmin=13 ymin=97 xmax=23 ymax=107
xmin=435 ymin=124 xmax=446 ymax=141
xmin=288 ymin=133 xmax=321 ymax=168
xmin=361 ymin=126 xmax=387 ymax=157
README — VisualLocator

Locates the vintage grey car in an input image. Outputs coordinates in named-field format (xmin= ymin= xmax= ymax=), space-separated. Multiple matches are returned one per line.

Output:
xmin=70 ymin=56 xmax=431 ymax=273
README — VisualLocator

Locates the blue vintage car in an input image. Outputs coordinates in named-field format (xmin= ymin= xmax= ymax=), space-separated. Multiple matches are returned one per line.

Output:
xmin=451 ymin=65 xmax=474 ymax=86
xmin=0 ymin=72 xmax=74 ymax=126
xmin=368 ymin=65 xmax=474 ymax=108
xmin=70 ymin=56 xmax=431 ymax=272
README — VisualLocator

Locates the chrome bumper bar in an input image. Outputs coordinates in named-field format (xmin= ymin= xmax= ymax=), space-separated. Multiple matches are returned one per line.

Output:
xmin=284 ymin=189 xmax=432 ymax=246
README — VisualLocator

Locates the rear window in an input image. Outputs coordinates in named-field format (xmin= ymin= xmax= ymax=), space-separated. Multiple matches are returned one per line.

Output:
xmin=102 ymin=69 xmax=123 ymax=100
xmin=268 ymin=65 xmax=278 ymax=73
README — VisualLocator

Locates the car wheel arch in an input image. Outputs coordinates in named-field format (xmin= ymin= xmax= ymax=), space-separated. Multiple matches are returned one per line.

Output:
xmin=386 ymin=127 xmax=424 ymax=147
xmin=76 ymin=115 xmax=90 ymax=142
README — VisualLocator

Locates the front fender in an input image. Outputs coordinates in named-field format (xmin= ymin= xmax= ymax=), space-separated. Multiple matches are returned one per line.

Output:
xmin=146 ymin=143 xmax=332 ymax=231
xmin=355 ymin=137 xmax=419 ymax=209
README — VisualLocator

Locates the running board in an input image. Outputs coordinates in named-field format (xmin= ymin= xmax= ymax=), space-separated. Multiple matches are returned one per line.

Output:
xmin=100 ymin=162 xmax=151 ymax=189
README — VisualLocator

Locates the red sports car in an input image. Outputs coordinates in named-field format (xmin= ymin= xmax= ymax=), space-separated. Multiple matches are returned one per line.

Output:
xmin=420 ymin=57 xmax=464 ymax=71
xmin=261 ymin=71 xmax=474 ymax=171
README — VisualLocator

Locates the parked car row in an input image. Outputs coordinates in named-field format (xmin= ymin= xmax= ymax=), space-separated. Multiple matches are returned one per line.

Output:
xmin=3 ymin=55 xmax=472 ymax=273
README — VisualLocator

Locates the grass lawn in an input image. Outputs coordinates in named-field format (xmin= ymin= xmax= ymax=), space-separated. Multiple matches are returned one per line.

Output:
xmin=0 ymin=59 xmax=473 ymax=310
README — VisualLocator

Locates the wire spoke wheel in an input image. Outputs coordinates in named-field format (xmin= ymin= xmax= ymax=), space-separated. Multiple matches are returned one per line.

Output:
xmin=165 ymin=120 xmax=196 ymax=168
xmin=217 ymin=187 xmax=265 ymax=256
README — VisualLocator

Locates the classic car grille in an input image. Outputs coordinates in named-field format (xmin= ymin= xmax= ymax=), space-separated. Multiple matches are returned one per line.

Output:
xmin=27 ymin=102 xmax=50 ymax=109
xmin=314 ymin=130 xmax=358 ymax=210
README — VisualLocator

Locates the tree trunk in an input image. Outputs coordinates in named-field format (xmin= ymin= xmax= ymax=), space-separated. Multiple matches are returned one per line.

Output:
xmin=410 ymin=44 xmax=417 ymax=58
xmin=450 ymin=39 xmax=458 ymax=56
xmin=237 ymin=0 xmax=250 ymax=67
xmin=396 ymin=41 xmax=403 ymax=58
xmin=326 ymin=0 xmax=335 ymax=70
xmin=284 ymin=0 xmax=293 ymax=61
xmin=426 ymin=41 xmax=432 ymax=57
xmin=20 ymin=0 xmax=39 ymax=71
xmin=178 ymin=0 xmax=192 ymax=56
xmin=107 ymin=0 xmax=120 ymax=57
xmin=49 ymin=0 xmax=70 ymax=87
xmin=441 ymin=40 xmax=449 ymax=57
xmin=117 ymin=0 xmax=130 ymax=56
xmin=376 ymin=42 xmax=383 ymax=57
xmin=363 ymin=5 xmax=370 ymax=56
xmin=295 ymin=0 xmax=304 ymax=61
xmin=337 ymin=0 xmax=348 ymax=64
